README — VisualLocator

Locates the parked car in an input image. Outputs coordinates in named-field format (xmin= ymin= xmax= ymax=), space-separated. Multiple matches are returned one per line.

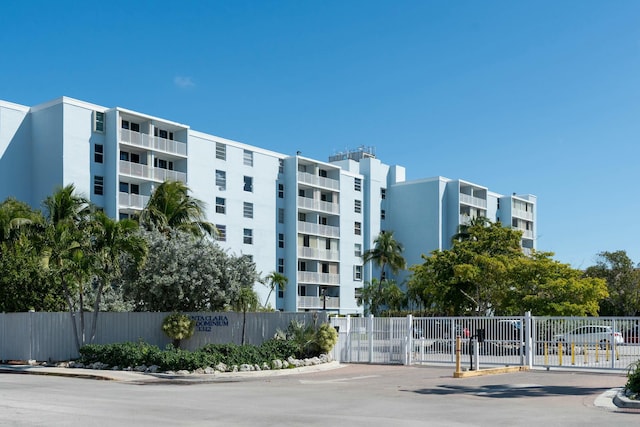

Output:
xmin=553 ymin=325 xmax=623 ymax=349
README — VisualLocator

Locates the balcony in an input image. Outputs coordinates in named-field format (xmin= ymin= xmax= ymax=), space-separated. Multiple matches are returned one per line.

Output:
xmin=119 ymin=160 xmax=187 ymax=183
xmin=120 ymin=129 xmax=187 ymax=157
xmin=297 ymin=172 xmax=339 ymax=190
xmin=118 ymin=192 xmax=149 ymax=210
xmin=298 ymin=246 xmax=340 ymax=261
xmin=512 ymin=208 xmax=534 ymax=220
xmin=298 ymin=221 xmax=340 ymax=238
xmin=459 ymin=193 xmax=487 ymax=208
xmin=297 ymin=197 xmax=339 ymax=214
xmin=297 ymin=296 xmax=340 ymax=309
xmin=297 ymin=271 xmax=340 ymax=285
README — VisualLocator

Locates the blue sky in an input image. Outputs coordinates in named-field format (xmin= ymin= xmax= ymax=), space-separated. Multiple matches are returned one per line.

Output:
xmin=1 ymin=1 xmax=639 ymax=268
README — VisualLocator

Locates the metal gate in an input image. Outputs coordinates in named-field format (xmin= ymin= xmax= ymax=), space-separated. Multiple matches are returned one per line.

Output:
xmin=331 ymin=314 xmax=640 ymax=372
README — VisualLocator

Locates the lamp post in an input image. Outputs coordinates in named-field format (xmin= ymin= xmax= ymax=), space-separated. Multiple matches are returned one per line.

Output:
xmin=321 ymin=288 xmax=328 ymax=311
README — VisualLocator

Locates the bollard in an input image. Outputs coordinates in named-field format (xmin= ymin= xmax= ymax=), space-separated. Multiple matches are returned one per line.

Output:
xmin=455 ymin=336 xmax=461 ymax=374
xmin=595 ymin=344 xmax=599 ymax=363
xmin=571 ymin=342 xmax=575 ymax=365
xmin=558 ymin=342 xmax=563 ymax=366
xmin=583 ymin=344 xmax=587 ymax=365
xmin=615 ymin=343 xmax=620 ymax=361
xmin=606 ymin=342 xmax=610 ymax=362
xmin=544 ymin=342 xmax=548 ymax=366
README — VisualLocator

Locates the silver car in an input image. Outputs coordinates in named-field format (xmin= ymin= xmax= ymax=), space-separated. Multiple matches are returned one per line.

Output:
xmin=553 ymin=325 xmax=624 ymax=348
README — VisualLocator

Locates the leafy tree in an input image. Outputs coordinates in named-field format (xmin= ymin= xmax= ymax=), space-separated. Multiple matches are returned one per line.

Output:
xmin=263 ymin=271 xmax=288 ymax=309
xmin=139 ymin=180 xmax=215 ymax=238
xmin=122 ymin=230 xmax=259 ymax=312
xmin=362 ymin=230 xmax=406 ymax=282
xmin=162 ymin=313 xmax=196 ymax=348
xmin=357 ymin=278 xmax=406 ymax=316
xmin=585 ymin=250 xmax=640 ymax=316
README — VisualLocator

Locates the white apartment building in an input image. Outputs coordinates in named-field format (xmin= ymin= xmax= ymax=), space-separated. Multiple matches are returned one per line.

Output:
xmin=0 ymin=97 xmax=537 ymax=314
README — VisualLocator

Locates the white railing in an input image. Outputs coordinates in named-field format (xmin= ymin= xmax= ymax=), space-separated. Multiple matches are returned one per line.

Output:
xmin=298 ymin=221 xmax=340 ymax=238
xmin=298 ymin=247 xmax=340 ymax=261
xmin=298 ymin=296 xmax=340 ymax=309
xmin=119 ymin=160 xmax=187 ymax=183
xmin=459 ymin=193 xmax=487 ymax=208
xmin=297 ymin=197 xmax=339 ymax=214
xmin=512 ymin=209 xmax=534 ymax=220
xmin=297 ymin=271 xmax=340 ymax=285
xmin=118 ymin=192 xmax=149 ymax=210
xmin=521 ymin=229 xmax=534 ymax=239
xmin=297 ymin=172 xmax=340 ymax=190
xmin=120 ymin=129 xmax=187 ymax=157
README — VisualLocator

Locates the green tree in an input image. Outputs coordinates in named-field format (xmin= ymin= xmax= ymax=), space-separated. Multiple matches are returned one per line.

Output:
xmin=357 ymin=278 xmax=406 ymax=316
xmin=231 ymin=286 xmax=260 ymax=345
xmin=585 ymin=250 xmax=640 ymax=316
xmin=263 ymin=271 xmax=288 ymax=309
xmin=362 ymin=231 xmax=406 ymax=282
xmin=139 ymin=180 xmax=215 ymax=238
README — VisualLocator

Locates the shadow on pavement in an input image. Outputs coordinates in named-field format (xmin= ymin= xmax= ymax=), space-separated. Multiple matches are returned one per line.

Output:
xmin=405 ymin=384 xmax=609 ymax=398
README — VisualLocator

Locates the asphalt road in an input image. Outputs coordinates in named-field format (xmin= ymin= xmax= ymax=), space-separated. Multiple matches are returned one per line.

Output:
xmin=0 ymin=364 xmax=637 ymax=426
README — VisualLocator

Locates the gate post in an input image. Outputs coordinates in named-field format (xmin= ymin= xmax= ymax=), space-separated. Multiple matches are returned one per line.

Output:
xmin=405 ymin=315 xmax=412 ymax=365
xmin=368 ymin=314 xmax=374 ymax=363
xmin=345 ymin=315 xmax=351 ymax=363
xmin=524 ymin=311 xmax=533 ymax=368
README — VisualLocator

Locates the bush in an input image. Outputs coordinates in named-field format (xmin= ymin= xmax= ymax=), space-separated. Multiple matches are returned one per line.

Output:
xmin=79 ymin=341 xmax=162 ymax=368
xmin=626 ymin=359 xmax=640 ymax=397
xmin=275 ymin=320 xmax=337 ymax=358
xmin=316 ymin=323 xmax=339 ymax=353
xmin=162 ymin=313 xmax=195 ymax=348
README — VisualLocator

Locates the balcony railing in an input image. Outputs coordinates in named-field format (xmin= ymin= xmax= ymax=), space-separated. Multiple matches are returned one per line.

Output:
xmin=297 ymin=271 xmax=340 ymax=285
xmin=119 ymin=160 xmax=187 ymax=183
xmin=297 ymin=172 xmax=339 ymax=190
xmin=297 ymin=296 xmax=340 ymax=309
xmin=459 ymin=193 xmax=487 ymax=208
xmin=512 ymin=208 xmax=534 ymax=220
xmin=298 ymin=247 xmax=340 ymax=261
xmin=298 ymin=221 xmax=340 ymax=238
xmin=297 ymin=196 xmax=339 ymax=214
xmin=118 ymin=192 xmax=149 ymax=210
xmin=120 ymin=129 xmax=187 ymax=157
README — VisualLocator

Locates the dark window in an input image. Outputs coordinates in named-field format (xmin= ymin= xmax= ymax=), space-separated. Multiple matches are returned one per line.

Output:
xmin=94 ymin=144 xmax=103 ymax=163
xmin=94 ymin=176 xmax=104 ymax=195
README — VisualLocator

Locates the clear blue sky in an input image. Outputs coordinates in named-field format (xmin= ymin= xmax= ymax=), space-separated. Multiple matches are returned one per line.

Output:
xmin=2 ymin=1 xmax=639 ymax=268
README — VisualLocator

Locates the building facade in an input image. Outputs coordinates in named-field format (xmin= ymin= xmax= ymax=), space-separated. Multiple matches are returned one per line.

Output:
xmin=0 ymin=97 xmax=537 ymax=314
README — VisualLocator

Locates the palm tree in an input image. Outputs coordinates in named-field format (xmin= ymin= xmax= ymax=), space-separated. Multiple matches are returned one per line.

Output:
xmin=264 ymin=271 xmax=288 ymax=308
xmin=231 ymin=287 xmax=260 ymax=345
xmin=139 ymin=180 xmax=215 ymax=238
xmin=88 ymin=211 xmax=147 ymax=342
xmin=0 ymin=197 xmax=44 ymax=242
xmin=361 ymin=230 xmax=406 ymax=283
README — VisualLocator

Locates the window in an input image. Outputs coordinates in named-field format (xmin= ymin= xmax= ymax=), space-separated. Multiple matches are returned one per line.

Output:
xmin=497 ymin=199 xmax=500 ymax=209
xmin=278 ymin=284 xmax=284 ymax=298
xmin=119 ymin=181 xmax=128 ymax=193
xmin=381 ymin=188 xmax=386 ymax=199
xmin=94 ymin=111 xmax=105 ymax=132
xmin=244 ymin=176 xmax=253 ymax=192
xmin=216 ymin=170 xmax=226 ymax=190
xmin=216 ymin=142 xmax=226 ymax=160
xmin=154 ymin=127 xmax=173 ymax=140
xmin=381 ymin=209 xmax=386 ymax=220
xmin=119 ymin=213 xmax=129 ymax=221
xmin=354 ymin=200 xmax=362 ymax=213
xmin=243 ymin=202 xmax=253 ymax=218
xmin=243 ymin=228 xmax=253 ymax=244
xmin=354 ymin=243 xmax=362 ymax=257
xmin=325 ymin=239 xmax=331 ymax=250
xmin=216 ymin=197 xmax=226 ymax=214
xmin=298 ymin=212 xmax=306 ymax=222
xmin=278 ymin=208 xmax=285 ymax=224
xmin=303 ymin=235 xmax=310 ymax=247
xmin=216 ymin=225 xmax=226 ymax=241
xmin=319 ymin=169 xmax=328 ymax=178
xmin=122 ymin=120 xmax=139 ymax=132
xmin=154 ymin=158 xmax=173 ymax=170
xmin=298 ymin=189 xmax=305 ymax=197
xmin=130 ymin=183 xmax=139 ymax=194
xmin=94 ymin=176 xmax=104 ymax=195
xmin=278 ymin=258 xmax=285 ymax=274
xmin=243 ymin=150 xmax=253 ymax=166
xmin=122 ymin=120 xmax=129 ymax=130
xmin=278 ymin=233 xmax=285 ymax=248
xmin=354 ymin=265 xmax=363 ymax=281
xmin=354 ymin=178 xmax=362 ymax=191
xmin=321 ymin=263 xmax=329 ymax=274
xmin=278 ymin=184 xmax=284 ymax=198
xmin=354 ymin=221 xmax=361 ymax=235
xmin=279 ymin=159 xmax=284 ymax=174
xmin=319 ymin=216 xmax=327 ymax=225
xmin=94 ymin=144 xmax=103 ymax=163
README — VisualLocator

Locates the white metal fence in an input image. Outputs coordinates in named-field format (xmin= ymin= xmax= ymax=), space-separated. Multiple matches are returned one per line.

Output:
xmin=330 ymin=314 xmax=640 ymax=372
xmin=0 ymin=311 xmax=328 ymax=362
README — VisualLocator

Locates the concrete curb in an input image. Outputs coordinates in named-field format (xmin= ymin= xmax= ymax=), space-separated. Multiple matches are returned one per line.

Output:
xmin=612 ymin=389 xmax=640 ymax=409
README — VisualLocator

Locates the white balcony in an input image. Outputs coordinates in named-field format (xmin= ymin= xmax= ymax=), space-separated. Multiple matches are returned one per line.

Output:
xmin=298 ymin=247 xmax=340 ymax=261
xmin=118 ymin=192 xmax=149 ymax=210
xmin=119 ymin=160 xmax=187 ymax=183
xmin=512 ymin=208 xmax=534 ymax=220
xmin=297 ymin=172 xmax=339 ymax=190
xmin=297 ymin=296 xmax=340 ymax=309
xmin=297 ymin=271 xmax=340 ymax=285
xmin=298 ymin=221 xmax=340 ymax=238
xmin=459 ymin=193 xmax=487 ymax=208
xmin=120 ymin=129 xmax=187 ymax=157
xmin=297 ymin=197 xmax=339 ymax=214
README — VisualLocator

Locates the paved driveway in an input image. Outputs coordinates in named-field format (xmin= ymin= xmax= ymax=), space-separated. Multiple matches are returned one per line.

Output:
xmin=0 ymin=364 xmax=636 ymax=426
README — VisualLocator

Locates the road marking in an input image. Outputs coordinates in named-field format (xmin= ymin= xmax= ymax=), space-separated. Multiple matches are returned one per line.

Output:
xmin=299 ymin=375 xmax=380 ymax=384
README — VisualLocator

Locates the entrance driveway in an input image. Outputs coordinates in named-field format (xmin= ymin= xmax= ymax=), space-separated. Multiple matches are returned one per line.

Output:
xmin=0 ymin=364 xmax=636 ymax=426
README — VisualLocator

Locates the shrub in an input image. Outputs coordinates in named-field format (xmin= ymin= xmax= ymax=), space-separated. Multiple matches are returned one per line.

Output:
xmin=79 ymin=341 xmax=162 ymax=368
xmin=162 ymin=313 xmax=195 ymax=348
xmin=626 ymin=359 xmax=640 ymax=397
xmin=315 ymin=323 xmax=338 ymax=353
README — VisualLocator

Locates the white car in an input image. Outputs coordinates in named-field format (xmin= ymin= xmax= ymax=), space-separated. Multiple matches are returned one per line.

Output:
xmin=553 ymin=325 xmax=624 ymax=348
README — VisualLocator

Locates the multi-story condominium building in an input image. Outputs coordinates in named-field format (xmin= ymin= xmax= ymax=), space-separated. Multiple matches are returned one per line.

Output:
xmin=0 ymin=97 xmax=537 ymax=314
